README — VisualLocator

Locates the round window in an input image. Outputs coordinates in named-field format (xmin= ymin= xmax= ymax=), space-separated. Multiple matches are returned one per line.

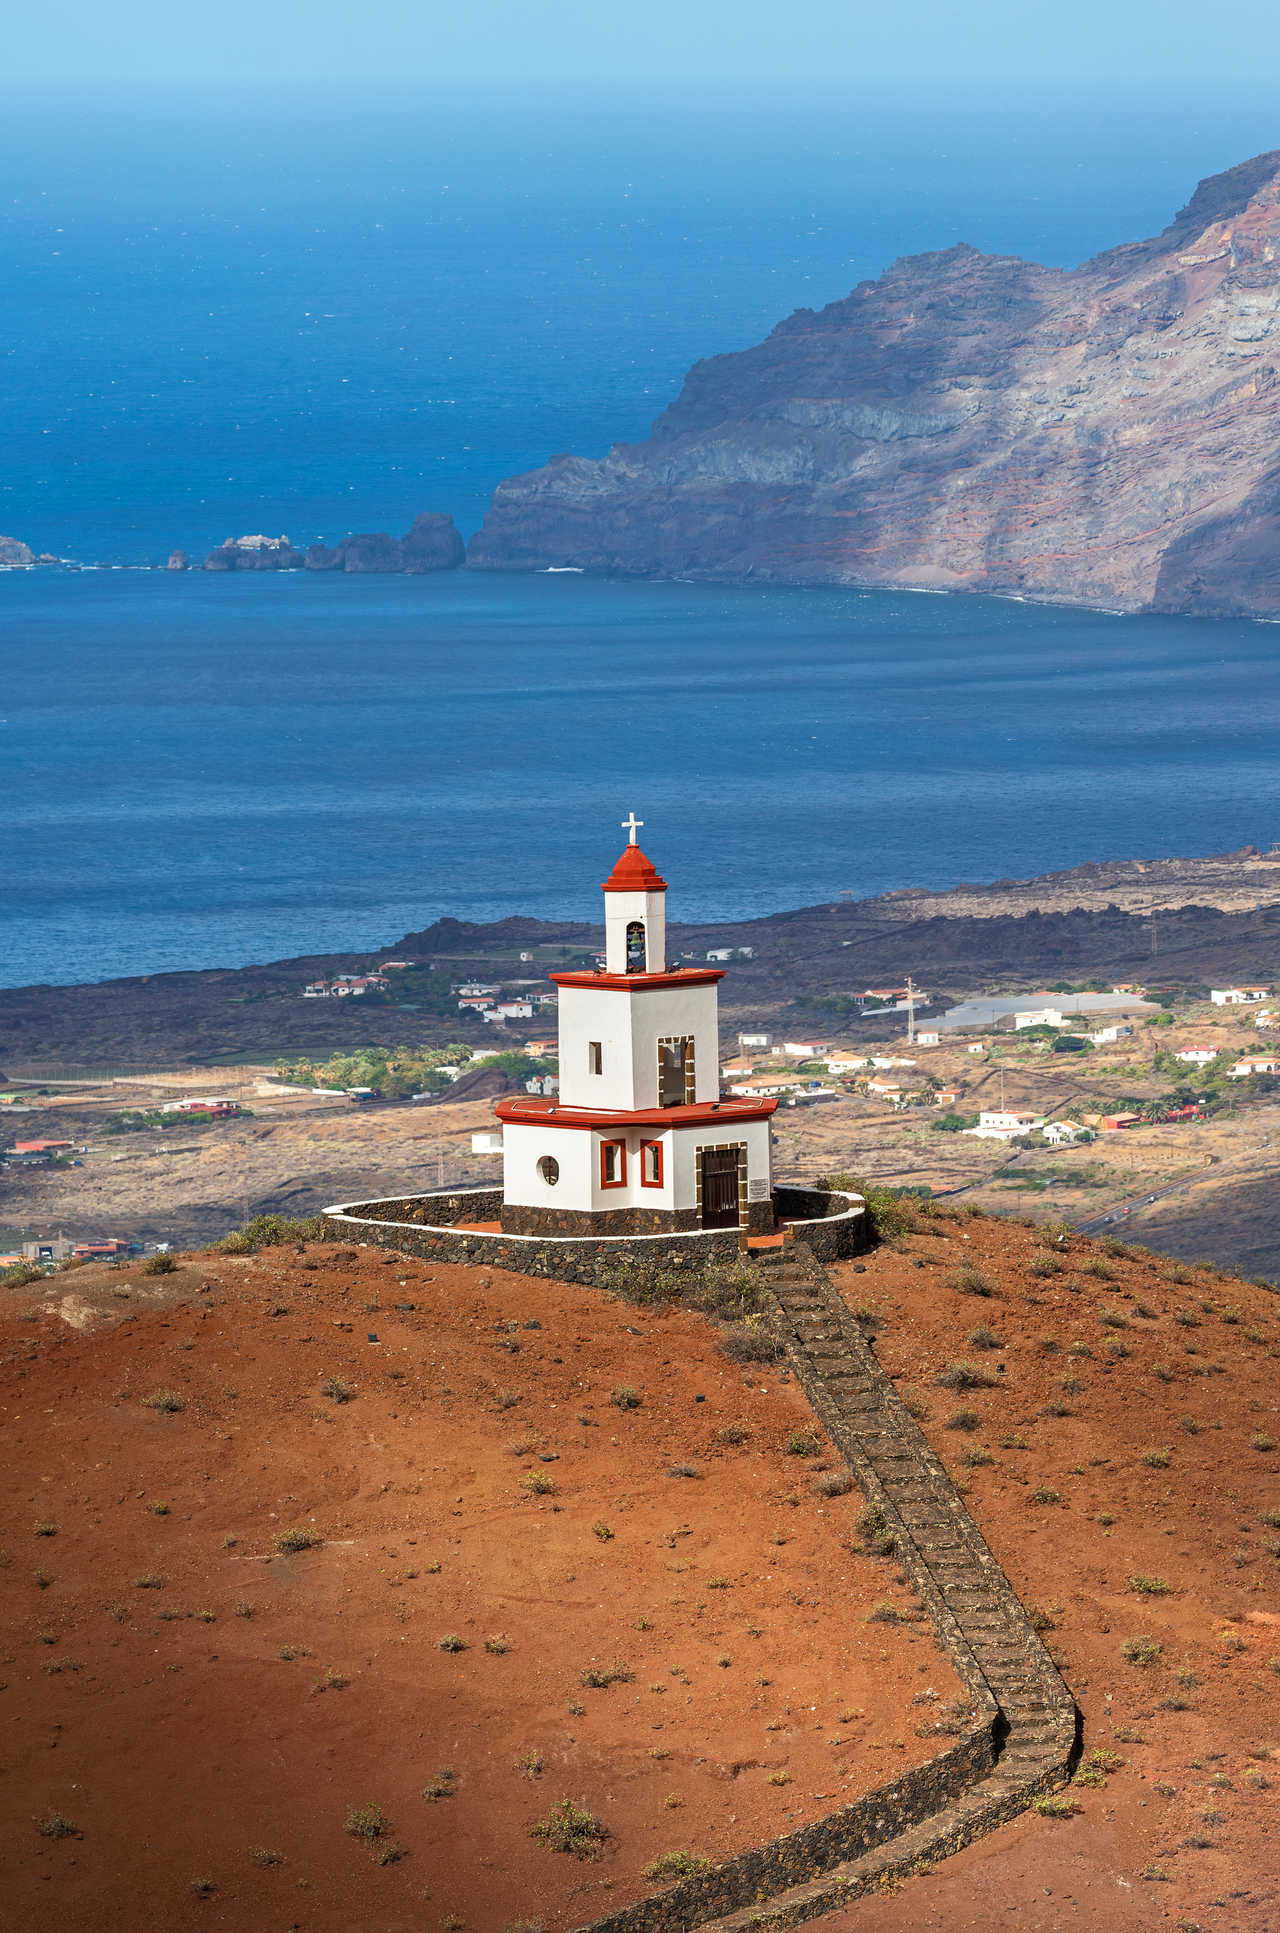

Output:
xmin=537 ymin=1155 xmax=560 ymax=1186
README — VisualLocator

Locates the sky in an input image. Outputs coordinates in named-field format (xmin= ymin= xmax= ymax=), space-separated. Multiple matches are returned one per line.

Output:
xmin=10 ymin=0 xmax=1280 ymax=84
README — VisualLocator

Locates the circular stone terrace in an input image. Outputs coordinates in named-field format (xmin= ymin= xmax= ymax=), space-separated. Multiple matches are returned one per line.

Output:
xmin=322 ymin=1182 xmax=866 ymax=1287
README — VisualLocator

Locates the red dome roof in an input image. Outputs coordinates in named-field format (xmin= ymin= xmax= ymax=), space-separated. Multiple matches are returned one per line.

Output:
xmin=601 ymin=843 xmax=668 ymax=894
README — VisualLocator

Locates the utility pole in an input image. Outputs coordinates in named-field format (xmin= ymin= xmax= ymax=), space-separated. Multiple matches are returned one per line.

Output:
xmin=905 ymin=975 xmax=918 ymax=1044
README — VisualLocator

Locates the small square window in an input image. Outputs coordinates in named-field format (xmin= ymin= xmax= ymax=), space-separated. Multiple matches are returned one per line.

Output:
xmin=600 ymin=1139 xmax=626 ymax=1188
xmin=640 ymin=1140 xmax=663 ymax=1187
xmin=588 ymin=1041 xmax=603 ymax=1076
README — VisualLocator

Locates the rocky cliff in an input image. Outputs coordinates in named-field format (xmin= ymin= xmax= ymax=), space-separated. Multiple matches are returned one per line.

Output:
xmin=0 ymin=536 xmax=35 ymax=569
xmin=468 ymin=151 xmax=1280 ymax=617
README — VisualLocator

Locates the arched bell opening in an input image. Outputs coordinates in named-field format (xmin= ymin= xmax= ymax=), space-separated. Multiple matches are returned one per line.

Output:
xmin=625 ymin=919 xmax=647 ymax=973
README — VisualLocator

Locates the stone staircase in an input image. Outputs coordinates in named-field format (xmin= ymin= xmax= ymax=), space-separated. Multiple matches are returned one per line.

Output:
xmin=580 ymin=1241 xmax=1077 ymax=1933
xmin=708 ymin=1244 xmax=1078 ymax=1928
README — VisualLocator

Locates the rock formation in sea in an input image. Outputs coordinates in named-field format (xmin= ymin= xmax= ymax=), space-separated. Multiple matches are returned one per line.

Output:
xmin=467 ymin=151 xmax=1280 ymax=619
xmin=201 ymin=513 xmax=464 ymax=575
xmin=0 ymin=536 xmax=35 ymax=569
xmin=166 ymin=550 xmax=189 ymax=571
xmin=203 ymin=534 xmax=309 ymax=571
xmin=304 ymin=512 xmax=465 ymax=574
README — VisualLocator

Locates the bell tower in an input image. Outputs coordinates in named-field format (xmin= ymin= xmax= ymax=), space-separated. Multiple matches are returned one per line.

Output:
xmin=493 ymin=815 xmax=777 ymax=1237
xmin=602 ymin=812 xmax=667 ymax=974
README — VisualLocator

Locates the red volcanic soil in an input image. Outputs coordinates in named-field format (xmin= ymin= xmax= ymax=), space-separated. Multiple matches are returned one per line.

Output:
xmin=0 ymin=1248 xmax=958 ymax=1933
xmin=825 ymin=1216 xmax=1280 ymax=1933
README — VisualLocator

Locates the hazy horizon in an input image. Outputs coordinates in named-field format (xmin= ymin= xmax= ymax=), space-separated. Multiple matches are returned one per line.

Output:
xmin=7 ymin=0 xmax=1280 ymax=84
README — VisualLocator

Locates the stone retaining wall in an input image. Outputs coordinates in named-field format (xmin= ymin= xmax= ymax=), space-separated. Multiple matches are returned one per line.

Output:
xmin=578 ymin=1725 xmax=994 ymax=1933
xmin=321 ymin=1185 xmax=866 ymax=1289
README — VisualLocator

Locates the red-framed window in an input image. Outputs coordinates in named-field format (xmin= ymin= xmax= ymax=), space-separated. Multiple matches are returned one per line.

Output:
xmin=599 ymin=1139 xmax=627 ymax=1188
xmin=639 ymin=1139 xmax=663 ymax=1188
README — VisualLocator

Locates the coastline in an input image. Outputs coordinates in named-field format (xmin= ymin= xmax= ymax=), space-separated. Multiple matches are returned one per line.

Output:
xmin=0 ymin=551 xmax=1214 ymax=623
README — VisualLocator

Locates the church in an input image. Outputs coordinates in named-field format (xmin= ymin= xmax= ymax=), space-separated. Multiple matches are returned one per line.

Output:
xmin=494 ymin=818 xmax=778 ymax=1237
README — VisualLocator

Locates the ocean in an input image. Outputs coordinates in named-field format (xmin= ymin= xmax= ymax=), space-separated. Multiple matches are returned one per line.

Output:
xmin=3 ymin=82 xmax=1280 ymax=988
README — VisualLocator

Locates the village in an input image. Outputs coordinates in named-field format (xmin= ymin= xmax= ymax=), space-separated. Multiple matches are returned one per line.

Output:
xmin=3 ymin=955 xmax=1278 ymax=1276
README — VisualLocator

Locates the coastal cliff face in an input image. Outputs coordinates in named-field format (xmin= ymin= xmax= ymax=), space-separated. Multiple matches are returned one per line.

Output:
xmin=468 ymin=152 xmax=1280 ymax=617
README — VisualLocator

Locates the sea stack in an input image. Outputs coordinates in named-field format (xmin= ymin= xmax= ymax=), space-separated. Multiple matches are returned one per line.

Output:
xmin=0 ymin=536 xmax=35 ymax=570
xmin=304 ymin=511 xmax=465 ymax=573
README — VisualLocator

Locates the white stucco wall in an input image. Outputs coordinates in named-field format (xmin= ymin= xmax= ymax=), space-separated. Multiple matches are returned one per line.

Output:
xmin=501 ymin=1120 xmax=597 ymax=1212
xmin=501 ymin=1114 xmax=773 ymax=1220
xmin=558 ymin=981 xmax=721 ymax=1110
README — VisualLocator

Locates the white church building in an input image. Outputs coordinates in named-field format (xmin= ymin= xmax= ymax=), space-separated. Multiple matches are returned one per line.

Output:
xmin=494 ymin=819 xmax=778 ymax=1236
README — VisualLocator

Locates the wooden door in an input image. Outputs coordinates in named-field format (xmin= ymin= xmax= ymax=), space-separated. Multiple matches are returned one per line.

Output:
xmin=700 ymin=1147 xmax=740 ymax=1228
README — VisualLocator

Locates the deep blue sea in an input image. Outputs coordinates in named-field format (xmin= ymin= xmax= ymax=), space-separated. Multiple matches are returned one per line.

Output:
xmin=3 ymin=83 xmax=1280 ymax=988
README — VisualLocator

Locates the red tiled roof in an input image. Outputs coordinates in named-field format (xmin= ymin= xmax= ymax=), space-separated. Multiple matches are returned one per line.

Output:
xmin=601 ymin=844 xmax=668 ymax=894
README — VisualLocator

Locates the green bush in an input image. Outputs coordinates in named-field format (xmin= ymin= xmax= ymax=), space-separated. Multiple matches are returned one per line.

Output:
xmin=818 ymin=1175 xmax=920 ymax=1242
xmin=344 ymin=1802 xmax=390 ymax=1843
xmin=643 ymin=1849 xmax=713 ymax=1882
xmin=2 ymin=1261 xmax=47 ymax=1287
xmin=529 ymin=1798 xmax=609 ymax=1859
xmin=210 ymin=1212 xmax=325 ymax=1254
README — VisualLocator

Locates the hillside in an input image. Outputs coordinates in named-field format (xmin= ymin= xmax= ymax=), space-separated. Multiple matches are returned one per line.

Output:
xmin=468 ymin=152 xmax=1280 ymax=619
xmin=0 ymin=1245 xmax=950 ymax=1932
xmin=4 ymin=1213 xmax=1278 ymax=1930
xmin=820 ymin=1211 xmax=1280 ymax=1931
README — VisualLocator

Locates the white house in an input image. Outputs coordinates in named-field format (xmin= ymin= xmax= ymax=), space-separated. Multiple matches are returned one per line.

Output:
xmin=331 ymin=974 xmax=387 ymax=997
xmin=728 ymin=1074 xmax=820 ymax=1098
xmin=303 ymin=974 xmax=387 ymax=999
xmin=1229 ymin=1055 xmax=1280 ymax=1078
xmin=965 ymin=1042 xmax=987 ymax=1056
xmin=494 ymin=822 xmax=776 ymax=1235
xmin=783 ymin=1040 xmax=832 ymax=1058
xmin=1211 ymin=987 xmax=1271 ymax=1005
xmin=706 ymin=948 xmax=733 ymax=962
xmin=471 ymin=1129 xmax=504 ymax=1155
xmin=1043 ymin=1119 xmax=1084 ymax=1146
xmin=1088 ymin=1025 xmax=1132 ymax=1045
xmin=1255 ymin=1010 xmax=1275 ymax=1030
xmin=1175 ymin=1047 xmax=1219 ymax=1066
xmin=967 ymin=1108 xmax=1045 ymax=1141
xmin=916 ymin=1029 xmax=941 ymax=1046
xmin=483 ymin=1001 xmax=535 ymax=1023
xmin=739 ymin=1031 xmax=772 ymax=1052
xmin=871 ymin=1054 xmax=916 ymax=1069
xmin=1014 ymin=1007 xmax=1065 ymax=1031
xmin=826 ymin=1054 xmax=868 ymax=1073
xmin=865 ymin=1077 xmax=904 ymax=1100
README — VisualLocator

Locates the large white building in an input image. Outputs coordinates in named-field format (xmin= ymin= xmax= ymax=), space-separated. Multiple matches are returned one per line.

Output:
xmin=494 ymin=822 xmax=778 ymax=1235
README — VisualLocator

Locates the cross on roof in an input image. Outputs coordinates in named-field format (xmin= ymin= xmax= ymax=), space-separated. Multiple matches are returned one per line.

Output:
xmin=621 ymin=811 xmax=643 ymax=845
